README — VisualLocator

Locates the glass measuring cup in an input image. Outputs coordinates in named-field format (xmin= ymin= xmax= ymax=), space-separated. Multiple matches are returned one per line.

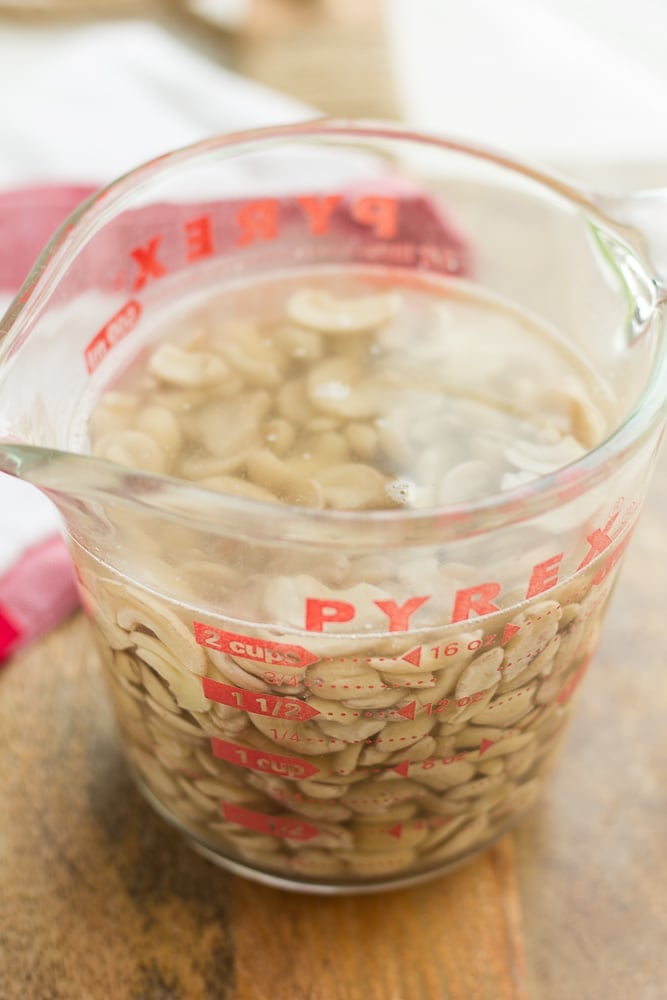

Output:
xmin=0 ymin=122 xmax=665 ymax=894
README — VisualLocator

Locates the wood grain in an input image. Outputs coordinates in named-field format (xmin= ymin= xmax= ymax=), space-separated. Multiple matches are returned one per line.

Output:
xmin=2 ymin=4 xmax=667 ymax=998
xmin=0 ymin=614 xmax=527 ymax=1000
xmin=232 ymin=840 xmax=526 ymax=1000
xmin=230 ymin=0 xmax=397 ymax=119
xmin=513 ymin=443 xmax=667 ymax=1000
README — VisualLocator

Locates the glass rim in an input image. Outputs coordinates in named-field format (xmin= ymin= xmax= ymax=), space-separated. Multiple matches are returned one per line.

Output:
xmin=1 ymin=118 xmax=666 ymax=547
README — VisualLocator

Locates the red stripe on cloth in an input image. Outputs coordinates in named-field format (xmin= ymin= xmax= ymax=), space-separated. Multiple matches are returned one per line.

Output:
xmin=0 ymin=185 xmax=97 ymax=291
xmin=0 ymin=535 xmax=79 ymax=661
xmin=0 ymin=605 xmax=21 ymax=661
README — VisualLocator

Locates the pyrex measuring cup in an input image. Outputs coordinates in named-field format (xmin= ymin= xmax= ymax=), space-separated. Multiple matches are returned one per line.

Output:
xmin=0 ymin=122 xmax=666 ymax=894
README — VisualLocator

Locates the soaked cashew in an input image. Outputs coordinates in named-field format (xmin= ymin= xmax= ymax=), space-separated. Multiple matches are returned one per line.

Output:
xmin=137 ymin=406 xmax=183 ymax=455
xmin=197 ymin=475 xmax=278 ymax=503
xmin=215 ymin=329 xmax=283 ymax=387
xmin=112 ymin=585 xmax=206 ymax=673
xmin=344 ymin=421 xmax=379 ymax=461
xmin=148 ymin=343 xmax=230 ymax=388
xmin=85 ymin=271 xmax=618 ymax=887
xmin=246 ymin=449 xmax=323 ymax=507
xmin=455 ymin=647 xmax=504 ymax=699
xmin=315 ymin=462 xmax=390 ymax=510
xmin=287 ymin=289 xmax=400 ymax=334
xmin=437 ymin=460 xmax=494 ymax=505
xmin=93 ymin=430 xmax=166 ymax=473
xmin=505 ymin=434 xmax=585 ymax=475
xmin=88 ymin=391 xmax=137 ymax=438
xmin=263 ymin=417 xmax=296 ymax=456
xmin=194 ymin=392 xmax=270 ymax=459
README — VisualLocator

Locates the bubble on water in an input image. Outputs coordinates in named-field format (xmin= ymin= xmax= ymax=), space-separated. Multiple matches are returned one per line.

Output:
xmin=385 ymin=478 xmax=417 ymax=507
xmin=313 ymin=380 xmax=351 ymax=401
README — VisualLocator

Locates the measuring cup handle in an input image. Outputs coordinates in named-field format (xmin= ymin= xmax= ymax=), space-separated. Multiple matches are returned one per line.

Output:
xmin=604 ymin=188 xmax=667 ymax=288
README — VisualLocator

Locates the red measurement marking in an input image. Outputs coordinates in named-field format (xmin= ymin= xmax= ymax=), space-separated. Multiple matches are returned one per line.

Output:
xmin=194 ymin=622 xmax=318 ymax=668
xmin=210 ymin=737 xmax=320 ymax=779
xmin=130 ymin=235 xmax=167 ymax=291
xmin=392 ymin=761 xmax=411 ymax=778
xmin=201 ymin=677 xmax=320 ymax=720
xmin=478 ymin=739 xmax=495 ymax=756
xmin=221 ymin=801 xmax=319 ymax=841
xmin=401 ymin=647 xmax=422 ymax=667
xmin=84 ymin=299 xmax=141 ymax=373
xmin=501 ymin=623 xmax=521 ymax=644
xmin=396 ymin=701 xmax=417 ymax=721
xmin=387 ymin=823 xmax=403 ymax=839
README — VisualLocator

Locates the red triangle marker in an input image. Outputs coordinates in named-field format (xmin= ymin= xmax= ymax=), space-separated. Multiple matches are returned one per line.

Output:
xmin=392 ymin=761 xmax=411 ymax=778
xmin=401 ymin=646 xmax=422 ymax=667
xmin=501 ymin=622 xmax=520 ymax=644
xmin=396 ymin=700 xmax=417 ymax=721
xmin=387 ymin=823 xmax=403 ymax=839
xmin=479 ymin=738 xmax=495 ymax=756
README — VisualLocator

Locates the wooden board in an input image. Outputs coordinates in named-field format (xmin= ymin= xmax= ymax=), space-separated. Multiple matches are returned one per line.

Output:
xmin=2 ymin=4 xmax=667 ymax=997
xmin=0 ymin=616 xmax=526 ymax=999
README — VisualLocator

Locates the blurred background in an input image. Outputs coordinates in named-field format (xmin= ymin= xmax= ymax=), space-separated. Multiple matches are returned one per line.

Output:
xmin=1 ymin=0 xmax=667 ymax=632
xmin=1 ymin=0 xmax=667 ymax=192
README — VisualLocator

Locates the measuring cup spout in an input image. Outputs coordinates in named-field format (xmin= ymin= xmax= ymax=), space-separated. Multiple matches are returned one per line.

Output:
xmin=602 ymin=188 xmax=667 ymax=290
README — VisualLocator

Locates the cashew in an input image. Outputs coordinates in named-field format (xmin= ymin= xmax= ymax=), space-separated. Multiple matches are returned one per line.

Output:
xmin=148 ymin=343 xmax=230 ymax=388
xmin=425 ymin=814 xmax=489 ymax=861
xmin=315 ymin=462 xmax=389 ymax=510
xmin=263 ymin=417 xmax=296 ymax=456
xmin=193 ymin=392 xmax=270 ymax=459
xmin=85 ymin=270 xmax=614 ymax=887
xmin=88 ymin=392 xmax=137 ymax=437
xmin=137 ymin=405 xmax=183 ymax=456
xmin=273 ymin=323 xmax=324 ymax=363
xmin=437 ymin=460 xmax=494 ymax=505
xmin=307 ymin=356 xmax=387 ymax=420
xmin=198 ymin=475 xmax=278 ymax=504
xmin=112 ymin=584 xmax=206 ymax=673
xmin=287 ymin=289 xmax=400 ymax=334
xmin=215 ymin=330 xmax=283 ymax=387
xmin=306 ymin=659 xmax=386 ymax=701
xmin=455 ymin=647 xmax=504 ymax=699
xmin=93 ymin=430 xmax=166 ymax=474
xmin=245 ymin=449 xmax=323 ymax=507
xmin=344 ymin=421 xmax=379 ymax=461
xmin=471 ymin=683 xmax=536 ymax=726
xmin=505 ymin=434 xmax=585 ymax=475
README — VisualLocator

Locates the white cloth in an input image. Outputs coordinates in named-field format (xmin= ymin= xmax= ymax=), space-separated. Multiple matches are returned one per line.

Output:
xmin=386 ymin=0 xmax=667 ymax=166
xmin=0 ymin=20 xmax=310 ymax=186
xmin=0 ymin=20 xmax=311 ymax=584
